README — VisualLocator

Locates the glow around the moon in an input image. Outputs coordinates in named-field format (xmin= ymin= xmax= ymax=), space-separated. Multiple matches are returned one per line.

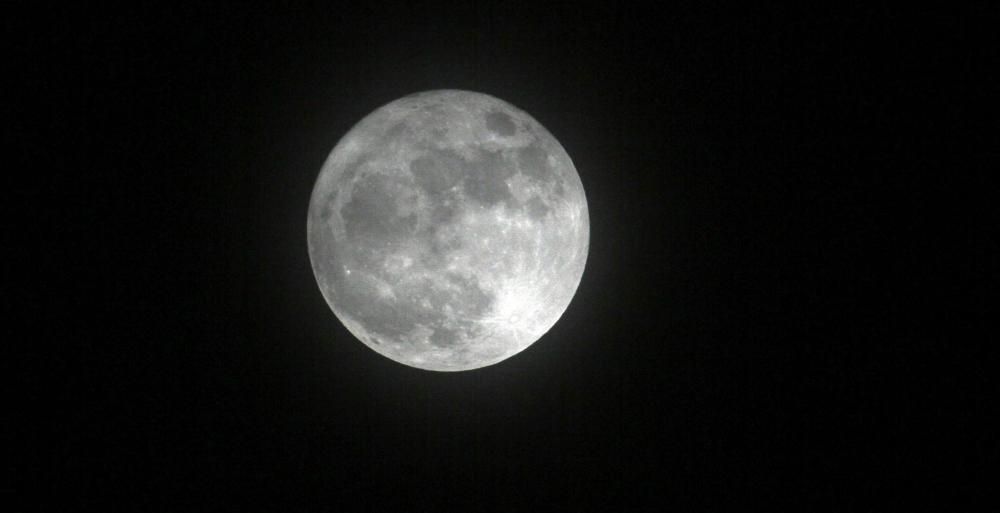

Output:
xmin=307 ymin=90 xmax=589 ymax=371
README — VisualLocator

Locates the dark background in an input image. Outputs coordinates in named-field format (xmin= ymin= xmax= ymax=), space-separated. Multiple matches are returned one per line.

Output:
xmin=12 ymin=2 xmax=992 ymax=510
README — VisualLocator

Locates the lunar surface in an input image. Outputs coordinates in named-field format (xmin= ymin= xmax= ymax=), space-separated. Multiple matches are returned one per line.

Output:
xmin=307 ymin=90 xmax=589 ymax=371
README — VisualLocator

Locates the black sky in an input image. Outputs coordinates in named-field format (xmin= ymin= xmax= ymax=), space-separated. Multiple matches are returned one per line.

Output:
xmin=12 ymin=2 xmax=992 ymax=511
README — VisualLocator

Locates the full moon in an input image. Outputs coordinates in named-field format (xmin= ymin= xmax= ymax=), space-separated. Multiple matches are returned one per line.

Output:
xmin=307 ymin=90 xmax=589 ymax=371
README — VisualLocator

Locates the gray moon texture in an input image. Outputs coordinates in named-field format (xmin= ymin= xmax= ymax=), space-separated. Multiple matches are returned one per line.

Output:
xmin=307 ymin=90 xmax=589 ymax=371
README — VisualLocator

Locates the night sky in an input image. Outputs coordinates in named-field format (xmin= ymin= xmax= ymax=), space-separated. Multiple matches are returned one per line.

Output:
xmin=13 ymin=3 xmax=990 ymax=510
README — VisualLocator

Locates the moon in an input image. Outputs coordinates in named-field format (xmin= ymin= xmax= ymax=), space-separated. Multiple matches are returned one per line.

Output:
xmin=307 ymin=90 xmax=589 ymax=371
